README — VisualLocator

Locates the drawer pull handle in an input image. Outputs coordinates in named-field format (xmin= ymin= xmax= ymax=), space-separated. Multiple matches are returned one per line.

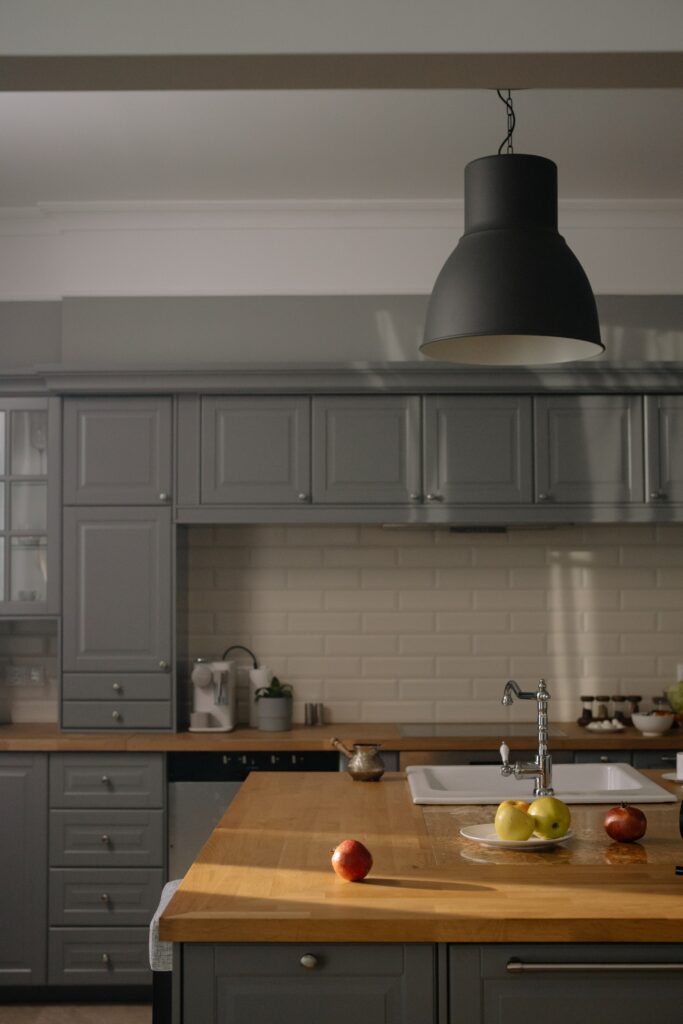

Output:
xmin=537 ymin=492 xmax=552 ymax=502
xmin=101 ymin=834 xmax=110 ymax=845
xmin=101 ymin=953 xmax=111 ymax=965
xmin=507 ymin=959 xmax=683 ymax=974
xmin=159 ymin=660 xmax=170 ymax=671
xmin=409 ymin=492 xmax=421 ymax=501
xmin=300 ymin=954 xmax=318 ymax=969
xmin=100 ymin=893 xmax=110 ymax=903
xmin=599 ymin=756 xmax=609 ymax=763
xmin=159 ymin=492 xmax=170 ymax=502
xmin=297 ymin=492 xmax=310 ymax=502
xmin=112 ymin=683 xmax=122 ymax=693
xmin=650 ymin=490 xmax=667 ymax=500
xmin=112 ymin=710 xmax=121 ymax=721
xmin=101 ymin=775 xmax=110 ymax=785
xmin=425 ymin=493 xmax=442 ymax=502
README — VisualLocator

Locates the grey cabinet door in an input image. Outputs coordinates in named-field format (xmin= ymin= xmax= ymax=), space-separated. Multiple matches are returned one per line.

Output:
xmin=534 ymin=396 xmax=643 ymax=504
xmin=201 ymin=396 xmax=310 ymax=504
xmin=62 ymin=506 xmax=172 ymax=672
xmin=0 ymin=753 xmax=47 ymax=985
xmin=645 ymin=395 xmax=683 ymax=504
xmin=63 ymin=397 xmax=172 ymax=505
xmin=424 ymin=396 xmax=532 ymax=504
xmin=450 ymin=944 xmax=683 ymax=1024
xmin=313 ymin=396 xmax=421 ymax=504
xmin=184 ymin=943 xmax=435 ymax=1024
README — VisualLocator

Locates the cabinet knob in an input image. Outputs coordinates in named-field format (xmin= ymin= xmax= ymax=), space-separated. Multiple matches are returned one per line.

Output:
xmin=158 ymin=492 xmax=170 ymax=503
xmin=300 ymin=954 xmax=318 ymax=969
xmin=101 ymin=775 xmax=110 ymax=785
xmin=159 ymin=660 xmax=170 ymax=671
xmin=101 ymin=953 xmax=111 ymax=965
xmin=600 ymin=755 xmax=609 ymax=763
xmin=409 ymin=492 xmax=421 ymax=501
xmin=100 ymin=834 xmax=110 ymax=845
xmin=297 ymin=492 xmax=310 ymax=502
xmin=111 ymin=710 xmax=121 ymax=721
xmin=100 ymin=893 xmax=110 ymax=903
xmin=537 ymin=492 xmax=552 ymax=502
xmin=112 ymin=682 xmax=122 ymax=693
xmin=650 ymin=490 xmax=667 ymax=500
xmin=425 ymin=493 xmax=442 ymax=502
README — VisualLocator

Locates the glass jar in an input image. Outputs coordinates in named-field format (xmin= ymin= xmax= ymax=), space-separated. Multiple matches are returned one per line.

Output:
xmin=624 ymin=695 xmax=643 ymax=725
xmin=577 ymin=695 xmax=594 ymax=727
xmin=611 ymin=695 xmax=626 ymax=724
xmin=594 ymin=695 xmax=610 ymax=721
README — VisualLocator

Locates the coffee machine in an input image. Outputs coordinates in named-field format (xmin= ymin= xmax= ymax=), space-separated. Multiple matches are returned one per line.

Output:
xmin=189 ymin=658 xmax=237 ymax=732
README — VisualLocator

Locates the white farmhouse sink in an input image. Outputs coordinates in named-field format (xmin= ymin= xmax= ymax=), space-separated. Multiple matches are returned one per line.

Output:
xmin=406 ymin=762 xmax=675 ymax=804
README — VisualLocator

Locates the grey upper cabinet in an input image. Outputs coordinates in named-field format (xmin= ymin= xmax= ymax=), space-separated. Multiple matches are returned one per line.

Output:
xmin=0 ymin=754 xmax=48 ymax=985
xmin=424 ymin=396 xmax=533 ymax=505
xmin=63 ymin=397 xmax=172 ymax=506
xmin=534 ymin=395 xmax=644 ymax=505
xmin=312 ymin=396 xmax=421 ymax=504
xmin=645 ymin=395 xmax=683 ymax=504
xmin=62 ymin=506 xmax=172 ymax=674
xmin=201 ymin=396 xmax=311 ymax=504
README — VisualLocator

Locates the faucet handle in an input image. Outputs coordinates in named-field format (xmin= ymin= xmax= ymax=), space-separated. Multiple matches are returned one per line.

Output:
xmin=499 ymin=741 xmax=510 ymax=767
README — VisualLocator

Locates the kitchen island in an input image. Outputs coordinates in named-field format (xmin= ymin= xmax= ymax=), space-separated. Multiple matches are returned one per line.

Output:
xmin=160 ymin=771 xmax=683 ymax=1023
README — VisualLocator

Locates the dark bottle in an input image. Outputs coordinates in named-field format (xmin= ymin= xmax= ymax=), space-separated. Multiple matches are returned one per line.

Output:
xmin=577 ymin=695 xmax=594 ymax=727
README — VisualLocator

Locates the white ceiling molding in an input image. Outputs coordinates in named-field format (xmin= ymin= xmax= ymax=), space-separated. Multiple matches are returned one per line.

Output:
xmin=0 ymin=198 xmax=682 ymax=299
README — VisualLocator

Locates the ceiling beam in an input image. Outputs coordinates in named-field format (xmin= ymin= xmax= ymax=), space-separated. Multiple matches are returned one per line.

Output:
xmin=2 ymin=52 xmax=682 ymax=91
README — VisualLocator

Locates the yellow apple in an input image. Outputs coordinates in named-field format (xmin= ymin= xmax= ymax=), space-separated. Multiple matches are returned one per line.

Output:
xmin=494 ymin=802 xmax=536 ymax=841
xmin=497 ymin=799 xmax=530 ymax=813
xmin=527 ymin=796 xmax=571 ymax=839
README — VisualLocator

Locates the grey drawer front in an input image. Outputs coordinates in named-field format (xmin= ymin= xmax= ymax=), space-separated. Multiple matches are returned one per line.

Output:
xmin=50 ymin=868 xmax=165 ymax=926
xmin=49 ymin=809 xmax=164 ymax=866
xmin=62 ymin=673 xmax=172 ymax=702
xmin=48 ymin=927 xmax=152 ymax=986
xmin=50 ymin=753 xmax=164 ymax=809
xmin=632 ymin=749 xmax=678 ymax=769
xmin=62 ymin=701 xmax=172 ymax=730
xmin=214 ymin=943 xmax=407 ymax=976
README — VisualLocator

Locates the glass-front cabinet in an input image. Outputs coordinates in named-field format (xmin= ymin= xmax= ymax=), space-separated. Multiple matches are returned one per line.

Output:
xmin=0 ymin=398 xmax=59 ymax=613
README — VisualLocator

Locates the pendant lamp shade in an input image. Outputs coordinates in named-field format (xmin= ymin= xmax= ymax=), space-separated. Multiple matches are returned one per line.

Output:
xmin=421 ymin=154 xmax=603 ymax=365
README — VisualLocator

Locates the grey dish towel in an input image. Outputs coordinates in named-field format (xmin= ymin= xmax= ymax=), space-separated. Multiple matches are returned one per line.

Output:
xmin=149 ymin=878 xmax=183 ymax=972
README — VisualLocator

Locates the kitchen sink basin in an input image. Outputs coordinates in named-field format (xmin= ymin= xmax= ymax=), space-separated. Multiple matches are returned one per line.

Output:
xmin=406 ymin=762 xmax=676 ymax=804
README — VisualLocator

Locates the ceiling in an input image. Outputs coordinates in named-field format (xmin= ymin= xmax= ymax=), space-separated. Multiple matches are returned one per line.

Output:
xmin=0 ymin=88 xmax=681 ymax=206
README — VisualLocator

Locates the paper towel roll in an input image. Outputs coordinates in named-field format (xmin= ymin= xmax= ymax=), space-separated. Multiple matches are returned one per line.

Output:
xmin=248 ymin=666 xmax=273 ymax=727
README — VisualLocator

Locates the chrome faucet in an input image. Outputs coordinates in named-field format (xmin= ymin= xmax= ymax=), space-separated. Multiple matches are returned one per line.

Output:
xmin=499 ymin=678 xmax=553 ymax=797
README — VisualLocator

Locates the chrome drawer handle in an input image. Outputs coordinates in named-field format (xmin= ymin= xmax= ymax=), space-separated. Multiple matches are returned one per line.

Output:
xmin=159 ymin=660 xmax=169 ymax=671
xmin=650 ymin=490 xmax=667 ymax=500
xmin=297 ymin=492 xmax=310 ymax=502
xmin=425 ymin=493 xmax=442 ymax=502
xmin=599 ymin=756 xmax=609 ymax=763
xmin=100 ymin=893 xmax=110 ymax=903
xmin=537 ymin=492 xmax=552 ymax=502
xmin=100 ymin=834 xmax=110 ymax=845
xmin=507 ymin=959 xmax=683 ymax=973
xmin=300 ymin=954 xmax=318 ymax=969
xmin=409 ymin=492 xmax=421 ymax=501
xmin=112 ymin=682 xmax=122 ymax=693
xmin=158 ymin=492 xmax=170 ymax=502
xmin=112 ymin=710 xmax=121 ymax=721
xmin=101 ymin=953 xmax=111 ymax=965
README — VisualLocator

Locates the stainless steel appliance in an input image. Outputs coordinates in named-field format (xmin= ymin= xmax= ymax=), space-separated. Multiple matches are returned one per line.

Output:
xmin=167 ymin=750 xmax=338 ymax=877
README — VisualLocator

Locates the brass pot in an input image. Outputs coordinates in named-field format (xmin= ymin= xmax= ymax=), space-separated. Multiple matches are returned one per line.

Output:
xmin=331 ymin=738 xmax=385 ymax=782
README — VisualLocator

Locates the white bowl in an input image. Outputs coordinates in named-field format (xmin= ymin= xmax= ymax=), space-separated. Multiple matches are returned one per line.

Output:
xmin=631 ymin=712 xmax=674 ymax=736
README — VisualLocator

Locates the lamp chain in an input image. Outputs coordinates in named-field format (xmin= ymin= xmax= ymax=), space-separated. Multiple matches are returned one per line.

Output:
xmin=496 ymin=89 xmax=516 ymax=155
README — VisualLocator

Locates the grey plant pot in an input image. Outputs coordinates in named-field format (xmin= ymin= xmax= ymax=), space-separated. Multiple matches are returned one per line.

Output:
xmin=256 ymin=697 xmax=293 ymax=732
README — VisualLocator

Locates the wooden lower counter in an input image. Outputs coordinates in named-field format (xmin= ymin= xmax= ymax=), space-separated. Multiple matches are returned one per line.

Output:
xmin=160 ymin=770 xmax=683 ymax=945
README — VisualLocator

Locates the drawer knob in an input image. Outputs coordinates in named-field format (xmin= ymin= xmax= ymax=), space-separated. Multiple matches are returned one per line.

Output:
xmin=101 ymin=952 xmax=111 ymax=965
xmin=101 ymin=834 xmax=111 ymax=845
xmin=600 ymin=756 xmax=609 ymax=763
xmin=101 ymin=775 xmax=110 ymax=785
xmin=159 ymin=660 xmax=170 ymax=671
xmin=409 ymin=492 xmax=421 ymax=501
xmin=297 ymin=492 xmax=310 ymax=502
xmin=100 ymin=893 xmax=110 ymax=903
xmin=537 ymin=492 xmax=552 ymax=502
xmin=650 ymin=490 xmax=667 ymax=500
xmin=112 ymin=710 xmax=121 ymax=721
xmin=112 ymin=682 xmax=122 ymax=693
xmin=158 ymin=492 xmax=170 ymax=502
xmin=300 ymin=954 xmax=318 ymax=969
xmin=425 ymin=493 xmax=442 ymax=502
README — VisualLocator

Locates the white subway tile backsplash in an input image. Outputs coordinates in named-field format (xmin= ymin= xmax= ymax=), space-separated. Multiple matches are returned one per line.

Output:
xmin=184 ymin=524 xmax=681 ymax=724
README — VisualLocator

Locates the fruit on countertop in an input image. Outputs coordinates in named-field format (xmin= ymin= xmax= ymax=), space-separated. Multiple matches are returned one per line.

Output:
xmin=331 ymin=839 xmax=373 ymax=881
xmin=603 ymin=803 xmax=647 ymax=843
xmin=494 ymin=802 xmax=536 ymax=841
xmin=527 ymin=796 xmax=572 ymax=839
xmin=497 ymin=799 xmax=530 ymax=813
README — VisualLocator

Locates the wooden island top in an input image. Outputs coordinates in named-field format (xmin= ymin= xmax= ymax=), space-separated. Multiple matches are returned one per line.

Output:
xmin=160 ymin=769 xmax=683 ymax=946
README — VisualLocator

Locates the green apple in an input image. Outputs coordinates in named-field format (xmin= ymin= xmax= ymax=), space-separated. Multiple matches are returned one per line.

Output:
xmin=527 ymin=796 xmax=571 ymax=839
xmin=494 ymin=802 xmax=536 ymax=841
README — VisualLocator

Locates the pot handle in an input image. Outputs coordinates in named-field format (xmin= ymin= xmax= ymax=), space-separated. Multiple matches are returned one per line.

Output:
xmin=330 ymin=737 xmax=354 ymax=759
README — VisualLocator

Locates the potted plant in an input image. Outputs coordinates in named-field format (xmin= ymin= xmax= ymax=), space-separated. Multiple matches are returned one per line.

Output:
xmin=255 ymin=676 xmax=293 ymax=732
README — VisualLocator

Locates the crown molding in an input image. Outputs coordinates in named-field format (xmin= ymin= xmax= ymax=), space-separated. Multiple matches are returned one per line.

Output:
xmin=0 ymin=198 xmax=682 ymax=236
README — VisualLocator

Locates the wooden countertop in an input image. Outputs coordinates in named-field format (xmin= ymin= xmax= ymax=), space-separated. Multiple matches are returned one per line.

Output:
xmin=1 ymin=721 xmax=682 ymax=751
xmin=160 ymin=769 xmax=683 ymax=945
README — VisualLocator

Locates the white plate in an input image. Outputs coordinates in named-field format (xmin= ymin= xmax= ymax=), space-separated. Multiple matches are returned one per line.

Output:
xmin=661 ymin=773 xmax=683 ymax=783
xmin=459 ymin=823 xmax=574 ymax=850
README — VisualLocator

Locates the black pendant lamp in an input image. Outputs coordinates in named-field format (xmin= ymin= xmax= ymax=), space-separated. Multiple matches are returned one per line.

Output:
xmin=421 ymin=91 xmax=603 ymax=366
